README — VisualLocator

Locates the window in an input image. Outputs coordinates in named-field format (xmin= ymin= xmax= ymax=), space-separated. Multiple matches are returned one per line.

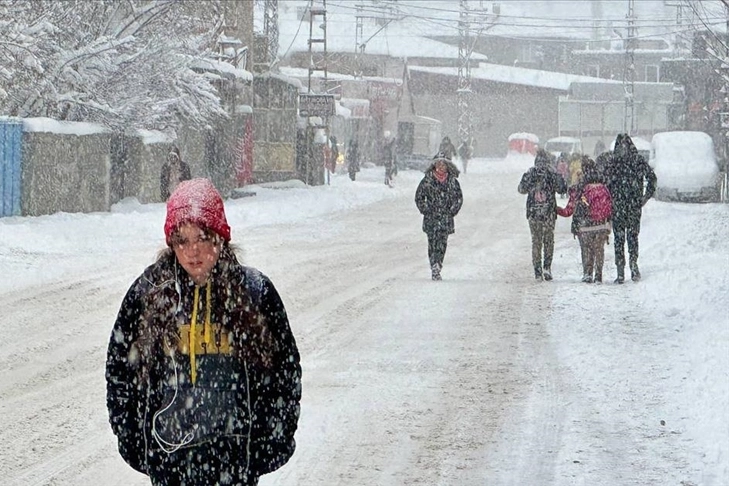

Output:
xmin=645 ymin=65 xmax=659 ymax=82
xmin=586 ymin=65 xmax=600 ymax=78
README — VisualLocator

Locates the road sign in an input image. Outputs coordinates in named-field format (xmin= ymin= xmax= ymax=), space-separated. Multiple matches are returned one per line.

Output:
xmin=299 ymin=94 xmax=336 ymax=117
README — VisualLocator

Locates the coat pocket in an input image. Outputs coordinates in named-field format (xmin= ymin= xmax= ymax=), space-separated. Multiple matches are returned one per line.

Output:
xmin=152 ymin=386 xmax=251 ymax=450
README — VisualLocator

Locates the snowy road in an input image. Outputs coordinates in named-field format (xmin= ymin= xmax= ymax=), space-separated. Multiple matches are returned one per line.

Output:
xmin=2 ymin=159 xmax=727 ymax=485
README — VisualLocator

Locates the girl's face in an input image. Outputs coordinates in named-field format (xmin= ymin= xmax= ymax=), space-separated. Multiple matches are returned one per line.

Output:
xmin=435 ymin=160 xmax=447 ymax=172
xmin=170 ymin=223 xmax=222 ymax=285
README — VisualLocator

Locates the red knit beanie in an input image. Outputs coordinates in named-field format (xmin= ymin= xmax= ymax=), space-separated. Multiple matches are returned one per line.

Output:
xmin=164 ymin=178 xmax=231 ymax=245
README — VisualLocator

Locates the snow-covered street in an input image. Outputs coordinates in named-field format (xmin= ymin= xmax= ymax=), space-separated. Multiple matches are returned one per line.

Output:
xmin=1 ymin=157 xmax=727 ymax=485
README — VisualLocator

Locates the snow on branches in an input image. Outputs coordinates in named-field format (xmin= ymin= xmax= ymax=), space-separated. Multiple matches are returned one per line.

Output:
xmin=0 ymin=0 xmax=232 ymax=131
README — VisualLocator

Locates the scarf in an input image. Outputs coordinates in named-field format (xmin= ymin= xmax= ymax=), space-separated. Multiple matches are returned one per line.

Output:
xmin=433 ymin=167 xmax=448 ymax=183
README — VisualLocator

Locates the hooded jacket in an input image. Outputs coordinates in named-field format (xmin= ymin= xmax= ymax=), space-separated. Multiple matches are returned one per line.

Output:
xmin=160 ymin=147 xmax=192 ymax=201
xmin=106 ymin=246 xmax=301 ymax=482
xmin=415 ymin=158 xmax=463 ymax=235
xmin=518 ymin=150 xmax=568 ymax=221
xmin=606 ymin=134 xmax=657 ymax=222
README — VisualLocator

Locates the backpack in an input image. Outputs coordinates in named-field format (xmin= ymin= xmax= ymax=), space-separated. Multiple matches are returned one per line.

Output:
xmin=582 ymin=183 xmax=612 ymax=223
xmin=530 ymin=178 xmax=552 ymax=220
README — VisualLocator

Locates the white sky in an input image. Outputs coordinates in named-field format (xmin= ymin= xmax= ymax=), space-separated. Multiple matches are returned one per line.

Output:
xmin=1 ymin=156 xmax=727 ymax=485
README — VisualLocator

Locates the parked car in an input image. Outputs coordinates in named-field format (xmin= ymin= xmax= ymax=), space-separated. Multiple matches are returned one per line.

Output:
xmin=610 ymin=135 xmax=651 ymax=163
xmin=650 ymin=131 xmax=721 ymax=203
xmin=544 ymin=136 xmax=582 ymax=159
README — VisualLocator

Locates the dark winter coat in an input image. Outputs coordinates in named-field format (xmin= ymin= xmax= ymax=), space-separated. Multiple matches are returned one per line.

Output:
xmin=106 ymin=246 xmax=301 ymax=484
xmin=415 ymin=160 xmax=463 ymax=235
xmin=605 ymin=134 xmax=657 ymax=225
xmin=518 ymin=151 xmax=567 ymax=221
xmin=160 ymin=148 xmax=192 ymax=201
xmin=347 ymin=141 xmax=360 ymax=173
xmin=438 ymin=138 xmax=457 ymax=160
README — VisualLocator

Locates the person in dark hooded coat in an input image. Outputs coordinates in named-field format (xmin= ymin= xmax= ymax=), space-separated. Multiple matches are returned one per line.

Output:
xmin=415 ymin=153 xmax=463 ymax=280
xmin=159 ymin=146 xmax=192 ymax=201
xmin=605 ymin=133 xmax=657 ymax=283
xmin=518 ymin=149 xmax=568 ymax=280
xmin=106 ymin=178 xmax=301 ymax=486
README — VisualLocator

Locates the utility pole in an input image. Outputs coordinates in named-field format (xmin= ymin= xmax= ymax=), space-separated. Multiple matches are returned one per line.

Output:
xmin=304 ymin=0 xmax=330 ymax=185
xmin=457 ymin=0 xmax=472 ymax=151
xmin=263 ymin=0 xmax=279 ymax=71
xmin=624 ymin=0 xmax=636 ymax=134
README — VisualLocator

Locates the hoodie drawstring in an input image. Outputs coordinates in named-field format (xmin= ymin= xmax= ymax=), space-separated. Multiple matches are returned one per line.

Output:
xmin=189 ymin=283 xmax=213 ymax=385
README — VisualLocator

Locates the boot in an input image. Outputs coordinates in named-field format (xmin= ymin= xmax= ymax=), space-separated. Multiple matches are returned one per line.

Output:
xmin=594 ymin=268 xmax=603 ymax=283
xmin=582 ymin=274 xmax=593 ymax=283
xmin=543 ymin=266 xmax=553 ymax=281
xmin=431 ymin=263 xmax=442 ymax=281
xmin=534 ymin=266 xmax=543 ymax=281
xmin=630 ymin=262 xmax=641 ymax=282
xmin=614 ymin=266 xmax=625 ymax=284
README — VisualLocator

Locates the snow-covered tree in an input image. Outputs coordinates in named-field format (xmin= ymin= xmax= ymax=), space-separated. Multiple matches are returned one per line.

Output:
xmin=0 ymin=0 xmax=232 ymax=131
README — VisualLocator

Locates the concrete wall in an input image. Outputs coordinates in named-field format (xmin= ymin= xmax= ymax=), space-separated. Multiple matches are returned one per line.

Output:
xmin=21 ymin=131 xmax=111 ymax=216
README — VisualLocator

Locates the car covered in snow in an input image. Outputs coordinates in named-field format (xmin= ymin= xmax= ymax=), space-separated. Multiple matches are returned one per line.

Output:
xmin=609 ymin=135 xmax=651 ymax=163
xmin=649 ymin=131 xmax=721 ymax=203
xmin=544 ymin=136 xmax=582 ymax=159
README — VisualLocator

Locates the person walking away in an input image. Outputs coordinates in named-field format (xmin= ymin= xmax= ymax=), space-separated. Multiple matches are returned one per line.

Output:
xmin=106 ymin=178 xmax=301 ymax=486
xmin=347 ymin=139 xmax=360 ymax=181
xmin=382 ymin=131 xmax=396 ymax=186
xmin=555 ymin=152 xmax=570 ymax=197
xmin=557 ymin=156 xmax=612 ymax=283
xmin=415 ymin=153 xmax=463 ymax=280
xmin=438 ymin=136 xmax=457 ymax=161
xmin=605 ymin=133 xmax=657 ymax=283
xmin=568 ymin=152 xmax=583 ymax=187
xmin=518 ymin=149 xmax=568 ymax=281
xmin=457 ymin=138 xmax=473 ymax=175
xmin=160 ymin=146 xmax=191 ymax=201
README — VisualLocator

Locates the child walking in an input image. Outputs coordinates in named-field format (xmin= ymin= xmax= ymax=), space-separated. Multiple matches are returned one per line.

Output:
xmin=557 ymin=156 xmax=612 ymax=283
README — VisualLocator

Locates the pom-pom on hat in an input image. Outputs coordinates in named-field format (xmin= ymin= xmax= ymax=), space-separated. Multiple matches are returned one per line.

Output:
xmin=164 ymin=178 xmax=231 ymax=245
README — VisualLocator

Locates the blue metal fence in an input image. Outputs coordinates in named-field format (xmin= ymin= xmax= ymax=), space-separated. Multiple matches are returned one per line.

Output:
xmin=0 ymin=120 xmax=22 ymax=217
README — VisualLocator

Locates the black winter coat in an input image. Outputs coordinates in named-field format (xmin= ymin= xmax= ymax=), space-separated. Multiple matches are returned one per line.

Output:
xmin=518 ymin=166 xmax=567 ymax=221
xmin=160 ymin=159 xmax=192 ymax=201
xmin=106 ymin=246 xmax=301 ymax=484
xmin=605 ymin=149 xmax=656 ymax=225
xmin=415 ymin=162 xmax=463 ymax=235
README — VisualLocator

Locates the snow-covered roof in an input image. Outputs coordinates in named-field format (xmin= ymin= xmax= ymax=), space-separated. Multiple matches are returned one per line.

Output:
xmin=277 ymin=1 xmax=487 ymax=61
xmin=191 ymin=59 xmax=253 ymax=81
xmin=279 ymin=66 xmax=402 ymax=86
xmin=409 ymin=63 xmax=615 ymax=92
xmin=136 ymin=129 xmax=174 ymax=145
xmin=22 ymin=117 xmax=109 ymax=136
xmin=508 ymin=132 xmax=539 ymax=143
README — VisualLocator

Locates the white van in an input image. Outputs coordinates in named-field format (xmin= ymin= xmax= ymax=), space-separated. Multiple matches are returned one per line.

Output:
xmin=544 ymin=136 xmax=582 ymax=159
xmin=650 ymin=131 xmax=720 ymax=203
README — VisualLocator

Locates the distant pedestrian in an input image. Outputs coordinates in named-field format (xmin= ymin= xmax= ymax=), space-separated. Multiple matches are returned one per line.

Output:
xmin=457 ymin=137 xmax=473 ymax=174
xmin=568 ymin=152 xmax=583 ymax=187
xmin=605 ymin=133 xmax=657 ymax=283
xmin=415 ymin=153 xmax=463 ymax=280
xmin=557 ymin=156 xmax=613 ymax=283
xmin=518 ymin=149 xmax=568 ymax=281
xmin=593 ymin=139 xmax=606 ymax=158
xmin=160 ymin=146 xmax=191 ymax=201
xmin=382 ymin=131 xmax=397 ymax=186
xmin=438 ymin=136 xmax=457 ymax=161
xmin=347 ymin=139 xmax=360 ymax=181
